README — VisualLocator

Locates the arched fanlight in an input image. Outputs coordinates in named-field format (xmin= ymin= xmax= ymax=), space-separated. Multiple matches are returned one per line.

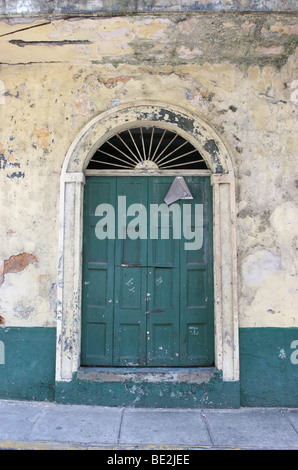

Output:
xmin=87 ymin=126 xmax=207 ymax=170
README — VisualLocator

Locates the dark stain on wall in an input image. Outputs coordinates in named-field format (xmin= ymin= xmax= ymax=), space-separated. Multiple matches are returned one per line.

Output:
xmin=204 ymin=139 xmax=224 ymax=173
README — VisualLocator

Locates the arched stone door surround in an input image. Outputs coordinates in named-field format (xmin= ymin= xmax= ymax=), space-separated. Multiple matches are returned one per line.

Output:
xmin=56 ymin=102 xmax=239 ymax=384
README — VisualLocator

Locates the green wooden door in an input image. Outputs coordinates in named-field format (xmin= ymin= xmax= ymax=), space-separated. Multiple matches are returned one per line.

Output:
xmin=81 ymin=176 xmax=214 ymax=367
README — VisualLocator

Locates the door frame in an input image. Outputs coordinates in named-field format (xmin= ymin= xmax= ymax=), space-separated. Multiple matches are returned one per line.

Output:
xmin=56 ymin=102 xmax=239 ymax=384
xmin=81 ymin=175 xmax=215 ymax=367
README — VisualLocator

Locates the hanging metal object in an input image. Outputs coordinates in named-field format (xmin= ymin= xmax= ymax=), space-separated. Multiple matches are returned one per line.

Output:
xmin=164 ymin=177 xmax=193 ymax=205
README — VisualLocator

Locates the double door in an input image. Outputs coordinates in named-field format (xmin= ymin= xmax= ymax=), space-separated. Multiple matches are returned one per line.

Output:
xmin=81 ymin=176 xmax=214 ymax=367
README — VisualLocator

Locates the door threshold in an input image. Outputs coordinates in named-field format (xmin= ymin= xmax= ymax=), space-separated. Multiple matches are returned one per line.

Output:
xmin=77 ymin=367 xmax=219 ymax=384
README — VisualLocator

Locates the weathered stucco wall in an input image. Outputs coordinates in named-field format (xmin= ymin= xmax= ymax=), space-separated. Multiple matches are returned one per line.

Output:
xmin=0 ymin=8 xmax=297 ymax=406
xmin=0 ymin=12 xmax=297 ymax=330
xmin=0 ymin=0 xmax=297 ymax=16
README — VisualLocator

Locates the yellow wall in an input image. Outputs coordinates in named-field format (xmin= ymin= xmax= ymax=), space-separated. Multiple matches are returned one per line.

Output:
xmin=0 ymin=13 xmax=297 ymax=329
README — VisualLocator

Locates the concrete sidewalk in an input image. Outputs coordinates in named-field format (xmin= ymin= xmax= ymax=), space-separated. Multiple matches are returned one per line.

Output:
xmin=0 ymin=399 xmax=297 ymax=450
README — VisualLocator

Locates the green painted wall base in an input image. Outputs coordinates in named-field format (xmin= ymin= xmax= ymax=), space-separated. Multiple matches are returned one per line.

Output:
xmin=0 ymin=326 xmax=297 ymax=407
xmin=55 ymin=370 xmax=240 ymax=408
xmin=0 ymin=327 xmax=56 ymax=402
xmin=240 ymin=327 xmax=298 ymax=407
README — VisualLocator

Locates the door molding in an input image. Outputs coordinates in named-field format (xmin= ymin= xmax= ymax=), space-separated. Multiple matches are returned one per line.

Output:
xmin=56 ymin=102 xmax=239 ymax=383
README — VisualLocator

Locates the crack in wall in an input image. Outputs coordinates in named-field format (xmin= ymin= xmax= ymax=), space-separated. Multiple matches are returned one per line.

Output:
xmin=9 ymin=39 xmax=92 ymax=47
xmin=0 ymin=21 xmax=51 ymax=37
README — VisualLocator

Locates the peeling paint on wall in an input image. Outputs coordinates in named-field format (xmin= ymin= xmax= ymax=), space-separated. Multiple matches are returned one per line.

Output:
xmin=7 ymin=171 xmax=25 ymax=179
xmin=32 ymin=124 xmax=50 ymax=147
xmin=0 ymin=253 xmax=38 ymax=286
xmin=0 ymin=14 xmax=297 ymax=68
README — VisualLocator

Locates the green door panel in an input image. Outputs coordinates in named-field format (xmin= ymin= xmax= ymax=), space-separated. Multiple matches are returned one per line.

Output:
xmin=179 ymin=177 xmax=214 ymax=365
xmin=115 ymin=177 xmax=147 ymax=267
xmin=113 ymin=266 xmax=147 ymax=366
xmin=81 ymin=175 xmax=214 ymax=367
xmin=147 ymin=266 xmax=180 ymax=366
xmin=148 ymin=177 xmax=180 ymax=268
xmin=81 ymin=177 xmax=116 ymax=366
